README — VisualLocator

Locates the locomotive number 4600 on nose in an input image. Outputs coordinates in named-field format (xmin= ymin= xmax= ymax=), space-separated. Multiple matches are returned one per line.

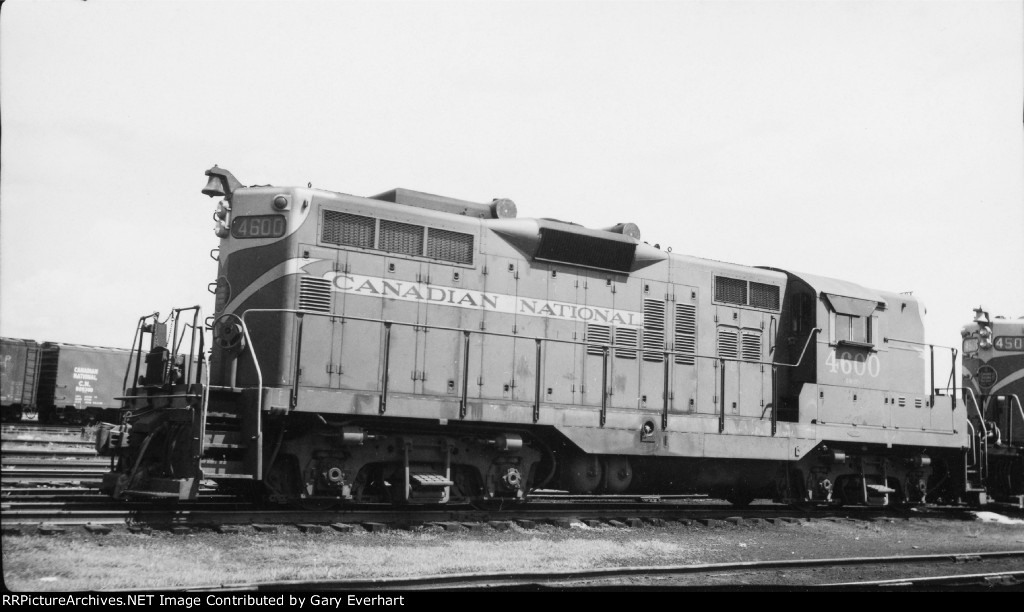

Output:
xmin=825 ymin=350 xmax=881 ymax=377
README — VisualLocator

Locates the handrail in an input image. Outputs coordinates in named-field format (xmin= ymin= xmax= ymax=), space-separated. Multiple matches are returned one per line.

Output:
xmin=962 ymin=387 xmax=988 ymax=482
xmin=199 ymin=346 xmax=211 ymax=469
xmin=962 ymin=387 xmax=988 ymax=440
xmin=238 ymin=309 xmax=821 ymax=371
xmin=966 ymin=420 xmax=977 ymax=467
xmin=234 ymin=314 xmax=264 ymax=448
xmin=1010 ymin=394 xmax=1023 ymax=444
xmin=772 ymin=328 xmax=822 ymax=368
xmin=233 ymin=308 xmax=826 ymax=435
xmin=124 ymin=312 xmax=159 ymax=393
xmin=171 ymin=306 xmax=202 ymax=387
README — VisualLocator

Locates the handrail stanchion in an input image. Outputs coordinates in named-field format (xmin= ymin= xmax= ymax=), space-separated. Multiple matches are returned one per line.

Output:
xmin=719 ymin=358 xmax=726 ymax=434
xmin=291 ymin=312 xmax=305 ymax=409
xmin=1009 ymin=394 xmax=1023 ymax=445
xmin=533 ymin=339 xmax=542 ymax=424
xmin=380 ymin=321 xmax=392 ymax=415
xmin=237 ymin=313 xmax=265 ymax=479
xmin=661 ymin=351 xmax=670 ymax=431
xmin=771 ymin=365 xmax=778 ymax=436
xmin=600 ymin=346 xmax=609 ymax=427
xmin=459 ymin=331 xmax=471 ymax=420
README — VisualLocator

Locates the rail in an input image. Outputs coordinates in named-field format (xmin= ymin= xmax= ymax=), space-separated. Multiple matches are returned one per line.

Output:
xmin=234 ymin=310 xmax=821 ymax=435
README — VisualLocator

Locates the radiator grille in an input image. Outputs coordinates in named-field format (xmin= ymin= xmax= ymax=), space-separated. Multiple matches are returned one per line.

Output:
xmin=717 ymin=328 xmax=739 ymax=359
xmin=715 ymin=276 xmax=747 ymax=306
xmin=642 ymin=299 xmax=666 ymax=362
xmin=298 ymin=277 xmax=333 ymax=313
xmin=741 ymin=332 xmax=761 ymax=361
xmin=427 ymin=228 xmax=474 ymax=264
xmin=750 ymin=282 xmax=780 ymax=310
xmin=322 ymin=211 xmax=375 ymax=248
xmin=379 ymin=220 xmax=424 ymax=256
xmin=587 ymin=324 xmax=611 ymax=356
xmin=674 ymin=303 xmax=696 ymax=365
xmin=615 ymin=327 xmax=638 ymax=360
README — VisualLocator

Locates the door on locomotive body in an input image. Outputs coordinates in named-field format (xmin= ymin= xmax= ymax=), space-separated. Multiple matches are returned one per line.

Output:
xmin=542 ymin=265 xmax=584 ymax=407
xmin=418 ymin=260 xmax=472 ymax=398
xmin=506 ymin=261 xmax=545 ymax=405
xmin=377 ymin=255 xmax=425 ymax=397
xmin=333 ymin=247 xmax=387 ymax=396
xmin=668 ymin=284 xmax=699 ymax=417
xmin=638 ymin=279 xmax=669 ymax=415
xmin=607 ymin=274 xmax=640 ymax=411
xmin=582 ymin=269 xmax=612 ymax=411
xmin=477 ymin=255 xmax=519 ymax=402
xmin=293 ymin=243 xmax=343 ymax=390
xmin=737 ymin=309 xmax=770 ymax=421
xmin=714 ymin=305 xmax=743 ymax=422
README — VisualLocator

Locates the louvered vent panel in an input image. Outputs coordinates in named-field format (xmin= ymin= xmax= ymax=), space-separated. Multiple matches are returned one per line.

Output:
xmin=674 ymin=303 xmax=697 ymax=365
xmin=750 ymin=282 xmax=780 ymax=310
xmin=615 ymin=327 xmax=638 ymax=360
xmin=715 ymin=276 xmax=747 ymax=305
xmin=642 ymin=299 xmax=666 ymax=362
xmin=587 ymin=324 xmax=611 ymax=356
xmin=379 ymin=220 xmax=424 ymax=256
xmin=741 ymin=332 xmax=761 ymax=361
xmin=322 ymin=211 xmax=375 ymax=248
xmin=717 ymin=328 xmax=739 ymax=359
xmin=427 ymin=228 xmax=474 ymax=264
xmin=298 ymin=277 xmax=333 ymax=313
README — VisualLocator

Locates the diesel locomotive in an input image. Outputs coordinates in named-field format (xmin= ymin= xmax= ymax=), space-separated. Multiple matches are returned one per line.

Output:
xmin=960 ymin=309 xmax=1024 ymax=502
xmin=95 ymin=167 xmax=1018 ymax=507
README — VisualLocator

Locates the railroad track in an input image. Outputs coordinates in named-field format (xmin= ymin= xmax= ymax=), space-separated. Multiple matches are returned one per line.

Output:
xmin=172 ymin=551 xmax=1024 ymax=590
xmin=0 ymin=494 xmax=979 ymax=531
xmin=2 ymin=423 xmax=106 ymax=486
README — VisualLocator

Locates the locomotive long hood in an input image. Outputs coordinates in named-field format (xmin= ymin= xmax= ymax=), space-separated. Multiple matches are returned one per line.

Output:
xmin=486 ymin=218 xmax=667 ymax=274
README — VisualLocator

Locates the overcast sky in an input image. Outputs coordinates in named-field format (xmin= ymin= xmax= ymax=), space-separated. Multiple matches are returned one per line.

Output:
xmin=2 ymin=0 xmax=1021 ymax=368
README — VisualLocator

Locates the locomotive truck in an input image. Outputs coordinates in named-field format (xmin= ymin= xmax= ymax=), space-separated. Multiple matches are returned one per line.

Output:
xmin=96 ymin=167 xmax=1015 ymax=507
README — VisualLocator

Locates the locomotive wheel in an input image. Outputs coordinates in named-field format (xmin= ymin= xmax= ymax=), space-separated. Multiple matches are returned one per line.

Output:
xmin=725 ymin=488 xmax=756 ymax=506
xmin=564 ymin=454 xmax=603 ymax=494
xmin=600 ymin=456 xmax=634 ymax=494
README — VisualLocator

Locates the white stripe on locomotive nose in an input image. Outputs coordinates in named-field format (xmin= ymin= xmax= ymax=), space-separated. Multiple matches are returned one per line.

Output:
xmin=988 ymin=368 xmax=1024 ymax=396
xmin=221 ymin=257 xmax=325 ymax=315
